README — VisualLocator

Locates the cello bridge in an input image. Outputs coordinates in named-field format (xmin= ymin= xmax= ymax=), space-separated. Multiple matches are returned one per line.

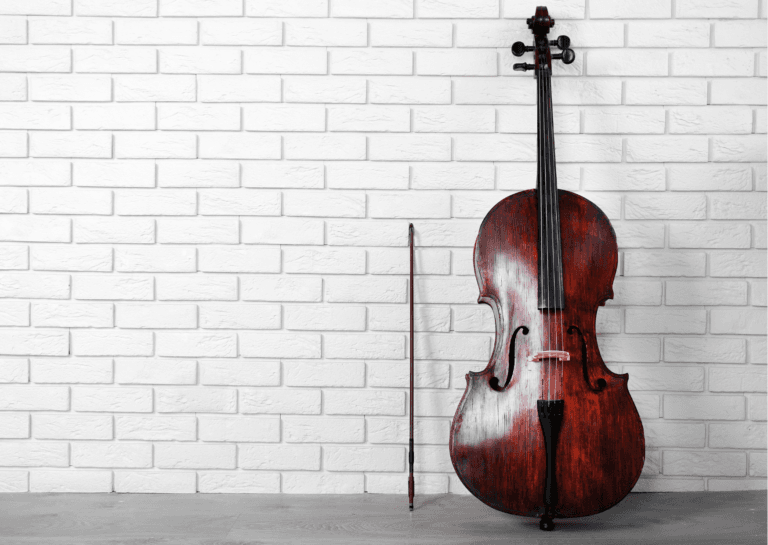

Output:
xmin=528 ymin=350 xmax=570 ymax=363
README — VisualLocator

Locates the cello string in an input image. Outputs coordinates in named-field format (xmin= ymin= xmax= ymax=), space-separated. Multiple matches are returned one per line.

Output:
xmin=544 ymin=62 xmax=557 ymax=400
xmin=539 ymin=52 xmax=552 ymax=401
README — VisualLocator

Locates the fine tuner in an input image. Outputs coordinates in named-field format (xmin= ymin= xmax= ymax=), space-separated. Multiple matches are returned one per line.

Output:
xmin=511 ymin=13 xmax=575 ymax=73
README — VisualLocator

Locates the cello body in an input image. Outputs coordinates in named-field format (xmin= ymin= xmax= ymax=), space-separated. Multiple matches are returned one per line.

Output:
xmin=449 ymin=189 xmax=645 ymax=518
xmin=448 ymin=7 xmax=645 ymax=527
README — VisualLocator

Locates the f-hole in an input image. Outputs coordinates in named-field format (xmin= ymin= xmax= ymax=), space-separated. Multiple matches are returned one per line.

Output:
xmin=567 ymin=325 xmax=606 ymax=392
xmin=490 ymin=325 xmax=529 ymax=392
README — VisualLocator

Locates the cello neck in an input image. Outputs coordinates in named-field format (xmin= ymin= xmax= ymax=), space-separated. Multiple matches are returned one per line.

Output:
xmin=535 ymin=56 xmax=565 ymax=311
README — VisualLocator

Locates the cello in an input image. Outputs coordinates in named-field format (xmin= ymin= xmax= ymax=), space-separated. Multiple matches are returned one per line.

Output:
xmin=449 ymin=7 xmax=645 ymax=531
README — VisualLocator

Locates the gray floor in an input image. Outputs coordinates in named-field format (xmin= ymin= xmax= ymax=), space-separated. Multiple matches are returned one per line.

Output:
xmin=0 ymin=491 xmax=764 ymax=544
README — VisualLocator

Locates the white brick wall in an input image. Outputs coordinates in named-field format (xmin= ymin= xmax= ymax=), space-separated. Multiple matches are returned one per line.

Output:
xmin=0 ymin=0 xmax=764 ymax=495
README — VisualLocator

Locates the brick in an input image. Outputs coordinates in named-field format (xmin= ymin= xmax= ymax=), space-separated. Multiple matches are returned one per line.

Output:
xmin=456 ymin=134 xmax=534 ymax=162
xmin=32 ymin=302 xmax=112 ymax=328
xmin=713 ymin=195 xmax=768 ymax=220
xmin=750 ymin=395 xmax=767 ymax=421
xmin=673 ymin=50 xmax=754 ymax=77
xmin=625 ymin=365 xmax=703 ymax=392
xmin=73 ymin=275 xmax=152 ymax=301
xmin=0 ymin=329 xmax=69 ymax=356
xmin=0 ymin=46 xmax=70 ymax=72
xmin=156 ymin=331 xmax=236 ymax=357
xmin=590 ymin=0 xmax=670 ymax=17
xmin=75 ymin=47 xmax=157 ymax=73
xmin=156 ymin=387 xmax=236 ymax=413
xmin=371 ymin=21 xmax=452 ymax=47
xmin=240 ymin=332 xmax=321 ymax=359
xmin=31 ymin=357 xmax=112 ymax=383
xmin=160 ymin=47 xmax=241 ymax=75
xmin=116 ymin=189 xmax=195 ymax=216
xmin=750 ymin=452 xmax=768 ymax=477
xmin=75 ymin=104 xmax=155 ymax=130
xmin=713 ymin=80 xmax=767 ymax=106
xmin=159 ymin=161 xmax=237 ymax=188
xmin=669 ymin=106 xmax=753 ymax=135
xmin=285 ymin=305 xmax=365 ymax=331
xmin=115 ymin=75 xmax=196 ymax=102
xmin=589 ymin=50 xmax=668 ymax=77
xmin=666 ymin=281 xmax=747 ymax=306
xmin=115 ymin=247 xmax=195 ymax=273
xmin=157 ymin=218 xmax=238 ymax=244
xmin=245 ymin=104 xmax=325 ymax=132
xmin=412 ymin=163 xmax=494 ymax=190
xmin=0 ymin=414 xmax=28 ymax=438
xmin=665 ymin=451 xmax=746 ymax=477
xmin=243 ymin=163 xmax=324 ymax=189
xmin=199 ymin=133 xmax=279 ymax=160
xmin=75 ymin=161 xmax=154 ymax=188
xmin=710 ymin=366 xmax=767 ymax=393
xmin=370 ymin=193 xmax=451 ymax=219
xmin=200 ymin=360 xmax=280 ymax=386
xmin=0 ymin=104 xmax=69 ymax=130
xmin=161 ymin=0 xmax=242 ymax=16
xmin=283 ymin=417 xmax=364 ymax=443
xmin=30 ymin=470 xmax=112 ymax=493
xmin=33 ymin=414 xmax=112 ymax=440
xmin=245 ymin=49 xmax=327 ymax=75
xmin=332 ymin=0 xmax=412 ymax=17
xmin=414 ymin=334 xmax=490 ymax=361
xmin=664 ymin=394 xmax=744 ymax=420
xmin=115 ymin=358 xmax=196 ymax=385
xmin=0 ymin=443 xmax=68 ymax=467
xmin=418 ymin=50 xmax=496 ymax=76
xmin=668 ymin=165 xmax=752 ymax=191
xmin=328 ymin=163 xmax=408 ymax=190
xmin=73 ymin=330 xmax=153 ymax=357
xmin=584 ymin=107 xmax=665 ymax=134
xmin=76 ymin=0 xmax=156 ymax=16
xmin=676 ymin=0 xmax=757 ymax=17
xmin=0 ymin=385 xmax=68 ymax=410
xmin=624 ymin=252 xmax=706 ymax=277
xmin=712 ymin=308 xmax=767 ymax=335
xmin=332 ymin=49 xmax=412 ymax=76
xmin=325 ymin=390 xmax=404 ymax=415
xmin=710 ymin=251 xmax=767 ymax=278
xmin=715 ymin=21 xmax=768 ymax=47
xmin=116 ymin=19 xmax=197 ymax=45
xmin=201 ymin=19 xmax=281 ymax=45
xmin=0 ymin=17 xmax=25 ymax=44
xmin=240 ymin=445 xmax=320 ymax=470
xmin=0 ymin=74 xmax=26 ymax=100
xmin=200 ymin=303 xmax=279 ymax=330
xmin=31 ymin=132 xmax=111 ymax=158
xmin=367 ymin=418 xmax=449 ymax=444
xmin=626 ymin=79 xmax=707 ymax=106
xmin=72 ymin=387 xmax=152 ymax=412
xmin=644 ymin=422 xmax=705 ymax=448
xmin=325 ymin=446 xmax=403 ymax=472
xmin=158 ymin=104 xmax=239 ymax=131
xmin=116 ymin=132 xmax=196 ymax=159
xmin=372 ymin=361 xmax=450 ymax=389
xmin=327 ymin=221 xmax=404 ymax=247
xmin=72 ymin=442 xmax=151 ymax=468
xmin=325 ymin=277 xmax=406 ymax=303
xmin=199 ymin=189 xmax=280 ymax=216
xmin=628 ymin=21 xmax=710 ymax=47
xmin=670 ymin=223 xmax=750 ymax=249
xmin=155 ymin=444 xmax=235 ymax=469
xmin=613 ymin=223 xmax=665 ymax=249
xmin=370 ymin=77 xmax=451 ymax=104
xmin=199 ymin=247 xmax=280 ymax=273
xmin=30 ymin=17 xmax=111 ymax=45
xmin=420 ymin=0 xmax=498 ymax=17
xmin=665 ymin=337 xmax=746 ymax=364
xmin=199 ymin=416 xmax=280 ymax=443
xmin=286 ymin=20 xmax=366 ymax=47
xmin=598 ymin=337 xmax=660 ymax=363
xmin=198 ymin=472 xmax=280 ymax=494
xmin=246 ymin=0 xmax=326 ymax=16
xmin=241 ymin=389 xmax=321 ymax=415
xmin=200 ymin=75 xmax=280 ymax=103
xmin=114 ymin=471 xmax=195 ymax=494
xmin=0 ymin=301 xmax=28 ymax=327
xmin=0 ymin=245 xmax=27 ymax=270
xmin=284 ymin=361 xmax=364 ymax=387
xmin=241 ymin=276 xmax=321 ymax=302
xmin=31 ymin=188 xmax=111 ymax=215
xmin=115 ymin=415 xmax=196 ymax=441
xmin=712 ymin=136 xmax=767 ymax=163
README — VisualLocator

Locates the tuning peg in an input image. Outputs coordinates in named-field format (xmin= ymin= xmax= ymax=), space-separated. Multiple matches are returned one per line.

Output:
xmin=549 ymin=35 xmax=571 ymax=50
xmin=513 ymin=63 xmax=535 ymax=72
xmin=511 ymin=41 xmax=535 ymax=57
xmin=552 ymin=48 xmax=575 ymax=65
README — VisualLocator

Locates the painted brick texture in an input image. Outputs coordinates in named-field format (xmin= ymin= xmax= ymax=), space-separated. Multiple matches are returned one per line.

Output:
xmin=0 ymin=0 xmax=764 ymax=495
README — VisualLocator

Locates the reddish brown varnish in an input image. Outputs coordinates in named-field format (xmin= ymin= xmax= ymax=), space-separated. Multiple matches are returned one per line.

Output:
xmin=449 ymin=6 xmax=644 ymax=521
